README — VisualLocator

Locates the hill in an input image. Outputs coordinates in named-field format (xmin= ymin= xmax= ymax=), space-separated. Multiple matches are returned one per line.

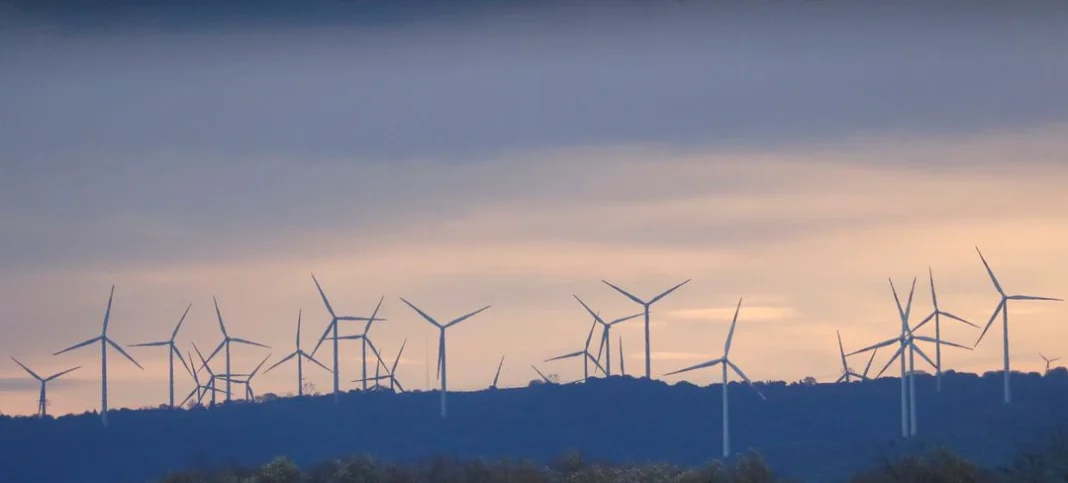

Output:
xmin=1 ymin=370 xmax=1067 ymax=482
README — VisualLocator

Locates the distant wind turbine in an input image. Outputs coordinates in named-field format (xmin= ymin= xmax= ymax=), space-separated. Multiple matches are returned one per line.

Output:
xmin=191 ymin=343 xmax=221 ymax=406
xmin=309 ymin=274 xmax=386 ymax=402
xmin=544 ymin=314 xmax=607 ymax=381
xmin=179 ymin=348 xmax=222 ymax=407
xmin=10 ymin=358 xmax=80 ymax=417
xmin=129 ymin=303 xmax=192 ymax=408
xmin=264 ymin=309 xmax=332 ymax=396
xmin=664 ymin=297 xmax=765 ymax=458
xmin=1040 ymin=354 xmax=1060 ymax=375
xmin=399 ymin=297 xmax=490 ymax=418
xmin=974 ymin=247 xmax=1063 ymax=404
xmin=202 ymin=297 xmax=270 ymax=402
xmin=602 ymin=279 xmax=691 ymax=379
xmin=220 ymin=353 xmax=271 ymax=400
xmin=835 ymin=330 xmax=869 ymax=383
xmin=352 ymin=339 xmax=408 ymax=393
xmin=573 ymin=295 xmax=640 ymax=376
xmin=913 ymin=268 xmax=977 ymax=392
xmin=330 ymin=297 xmax=387 ymax=391
xmin=54 ymin=286 xmax=143 ymax=427
xmin=490 ymin=356 xmax=505 ymax=389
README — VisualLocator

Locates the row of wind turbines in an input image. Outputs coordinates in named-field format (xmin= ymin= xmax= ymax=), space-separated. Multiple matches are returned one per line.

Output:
xmin=7 ymin=247 xmax=1063 ymax=459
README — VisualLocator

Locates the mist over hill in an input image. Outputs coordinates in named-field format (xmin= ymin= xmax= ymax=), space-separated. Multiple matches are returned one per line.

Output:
xmin=1 ymin=370 xmax=1066 ymax=482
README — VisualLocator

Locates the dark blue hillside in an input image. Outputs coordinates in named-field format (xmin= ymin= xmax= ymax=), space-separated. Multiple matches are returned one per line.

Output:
xmin=1 ymin=370 xmax=1066 ymax=483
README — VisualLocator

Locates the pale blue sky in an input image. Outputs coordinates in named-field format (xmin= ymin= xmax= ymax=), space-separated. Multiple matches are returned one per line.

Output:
xmin=1 ymin=2 xmax=1067 ymax=416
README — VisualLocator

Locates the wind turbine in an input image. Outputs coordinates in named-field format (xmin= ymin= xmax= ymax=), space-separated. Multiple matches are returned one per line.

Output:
xmin=179 ymin=348 xmax=222 ymax=407
xmin=10 ymin=358 xmax=80 ymax=417
xmin=491 ymin=356 xmax=505 ymax=389
xmin=399 ymin=297 xmax=490 ymax=418
xmin=53 ymin=285 xmax=143 ymax=427
xmin=1041 ymin=354 xmax=1060 ymax=375
xmin=974 ymin=247 xmax=1063 ymax=404
xmin=849 ymin=278 xmax=972 ymax=437
xmin=330 ymin=297 xmax=387 ymax=391
xmin=544 ymin=315 xmax=607 ymax=381
xmin=835 ymin=331 xmax=869 ymax=383
xmin=264 ymin=309 xmax=332 ymax=397
xmin=201 ymin=297 xmax=270 ymax=402
xmin=129 ymin=303 xmax=192 ymax=408
xmin=352 ymin=339 xmax=407 ymax=393
xmin=573 ymin=295 xmax=640 ymax=376
xmin=308 ymin=274 xmax=386 ymax=402
xmin=602 ymin=278 xmax=691 ymax=379
xmin=913 ymin=268 xmax=977 ymax=392
xmin=192 ymin=343 xmax=221 ymax=406
xmin=664 ymin=297 xmax=765 ymax=459
xmin=220 ymin=353 xmax=271 ymax=400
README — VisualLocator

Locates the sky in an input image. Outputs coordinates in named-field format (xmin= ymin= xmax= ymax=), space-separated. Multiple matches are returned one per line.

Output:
xmin=1 ymin=1 xmax=1067 ymax=417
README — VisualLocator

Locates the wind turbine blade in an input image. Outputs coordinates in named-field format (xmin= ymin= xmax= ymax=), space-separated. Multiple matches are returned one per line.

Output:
xmin=248 ymin=354 xmax=271 ymax=378
xmin=587 ymin=352 xmax=607 ymax=375
xmin=836 ymin=373 xmax=846 ymax=384
xmin=904 ymin=277 xmax=917 ymax=321
xmin=889 ymin=278 xmax=906 ymax=320
xmin=912 ymin=311 xmax=936 ymax=333
xmin=193 ymin=342 xmax=215 ymax=376
xmin=310 ymin=320 xmax=335 ymax=358
xmin=595 ymin=327 xmax=608 ymax=369
xmin=928 ymin=267 xmax=939 ymax=310
xmin=1009 ymin=295 xmax=1063 ymax=301
xmin=365 ymin=295 xmax=385 ymax=331
xmin=172 ymin=345 xmax=190 ymax=374
xmin=365 ymin=338 xmax=384 ymax=368
xmin=230 ymin=337 xmax=271 ymax=349
xmin=583 ymin=317 xmax=598 ymax=348
xmin=863 ymin=347 xmax=878 ymax=378
xmin=837 ymin=330 xmax=848 ymax=370
xmin=335 ymin=334 xmax=364 ymax=340
xmin=54 ymin=336 xmax=102 ymax=356
xmin=727 ymin=360 xmax=766 ymax=400
xmin=609 ymin=312 xmax=643 ymax=325
xmin=107 ymin=338 xmax=144 ymax=369
xmin=311 ymin=273 xmax=336 ymax=317
xmin=601 ymin=280 xmax=646 ymax=305
xmin=301 ymin=352 xmax=333 ymax=373
xmin=975 ymin=247 xmax=1005 ymax=295
xmin=545 ymin=351 xmax=584 ymax=362
xmin=101 ymin=285 xmax=115 ymax=334
xmin=975 ymin=300 xmax=1005 ymax=347
xmin=296 ymin=309 xmax=302 ymax=348
xmin=911 ymin=344 xmax=937 ymax=370
xmin=212 ymin=296 xmax=228 ymax=338
xmin=875 ymin=345 xmax=905 ymax=379
xmin=436 ymin=334 xmax=444 ymax=381
xmin=398 ymin=297 xmax=442 ymax=328
xmin=914 ymin=335 xmax=973 ymax=351
xmin=724 ymin=297 xmax=743 ymax=355
xmin=663 ymin=358 xmax=723 ymax=376
xmin=573 ymin=295 xmax=608 ymax=329
xmin=650 ymin=279 xmax=691 ymax=304
xmin=129 ymin=341 xmax=170 ymax=347
xmin=445 ymin=305 xmax=491 ymax=328
xmin=493 ymin=356 xmax=505 ymax=387
xmin=391 ymin=339 xmax=407 ymax=374
xmin=846 ymin=337 xmax=898 ymax=357
xmin=530 ymin=364 xmax=552 ymax=383
xmin=939 ymin=311 xmax=979 ymax=328
xmin=172 ymin=303 xmax=192 ymax=340
xmin=11 ymin=358 xmax=43 ymax=381
xmin=202 ymin=340 xmax=226 ymax=370
xmin=618 ymin=335 xmax=625 ymax=376
xmin=45 ymin=365 xmax=81 ymax=382
xmin=264 ymin=352 xmax=297 ymax=374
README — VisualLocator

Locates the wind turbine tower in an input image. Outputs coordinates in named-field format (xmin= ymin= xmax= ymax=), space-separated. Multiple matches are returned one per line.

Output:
xmin=602 ymin=279 xmax=690 ymax=379
xmin=974 ymin=247 xmax=1063 ymax=404
xmin=129 ymin=303 xmax=192 ymax=408
xmin=400 ymin=297 xmax=490 ymax=418
xmin=10 ymin=358 xmax=80 ymax=417
xmin=663 ymin=297 xmax=765 ymax=458
xmin=53 ymin=286 xmax=143 ymax=427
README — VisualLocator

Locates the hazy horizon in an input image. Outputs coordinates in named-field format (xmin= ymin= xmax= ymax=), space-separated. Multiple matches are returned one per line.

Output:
xmin=2 ymin=2 xmax=1067 ymax=417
